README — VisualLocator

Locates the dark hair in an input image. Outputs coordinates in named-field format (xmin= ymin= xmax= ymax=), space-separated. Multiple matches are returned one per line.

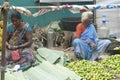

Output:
xmin=10 ymin=11 xmax=22 ymax=19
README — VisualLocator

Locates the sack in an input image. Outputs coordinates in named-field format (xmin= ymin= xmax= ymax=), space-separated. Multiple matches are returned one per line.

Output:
xmin=11 ymin=49 xmax=20 ymax=62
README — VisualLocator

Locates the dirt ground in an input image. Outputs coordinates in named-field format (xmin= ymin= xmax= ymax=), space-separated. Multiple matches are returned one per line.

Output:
xmin=51 ymin=46 xmax=78 ymax=60
xmin=51 ymin=46 xmax=110 ymax=61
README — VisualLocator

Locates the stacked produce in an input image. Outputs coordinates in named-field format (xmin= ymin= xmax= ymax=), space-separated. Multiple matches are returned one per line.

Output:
xmin=100 ymin=54 xmax=120 ymax=75
xmin=0 ymin=21 xmax=3 ymax=50
xmin=66 ymin=55 xmax=120 ymax=80
xmin=113 ymin=46 xmax=120 ymax=50
xmin=66 ymin=60 xmax=115 ymax=80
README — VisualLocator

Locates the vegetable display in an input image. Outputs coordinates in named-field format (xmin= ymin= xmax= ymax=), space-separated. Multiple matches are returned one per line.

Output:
xmin=65 ymin=55 xmax=120 ymax=80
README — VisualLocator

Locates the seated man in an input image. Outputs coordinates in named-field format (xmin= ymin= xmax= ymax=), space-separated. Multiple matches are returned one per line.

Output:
xmin=72 ymin=11 xmax=111 ymax=61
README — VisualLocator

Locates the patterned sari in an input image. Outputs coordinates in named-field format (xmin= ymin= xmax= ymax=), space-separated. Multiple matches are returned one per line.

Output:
xmin=72 ymin=24 xmax=111 ymax=61
xmin=6 ymin=23 xmax=35 ymax=66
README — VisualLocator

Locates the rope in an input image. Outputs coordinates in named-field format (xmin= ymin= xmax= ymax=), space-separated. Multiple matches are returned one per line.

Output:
xmin=1 ymin=4 xmax=120 ymax=17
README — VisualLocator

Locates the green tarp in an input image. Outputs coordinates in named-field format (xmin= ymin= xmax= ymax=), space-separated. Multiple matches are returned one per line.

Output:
xmin=37 ymin=47 xmax=65 ymax=64
xmin=0 ymin=0 xmax=93 ymax=27
xmin=23 ymin=60 xmax=82 ymax=80
xmin=3 ymin=48 xmax=82 ymax=80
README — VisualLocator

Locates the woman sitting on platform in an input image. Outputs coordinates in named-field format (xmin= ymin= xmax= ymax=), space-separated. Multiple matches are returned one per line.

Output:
xmin=6 ymin=11 xmax=35 ymax=68
xmin=72 ymin=11 xmax=111 ymax=61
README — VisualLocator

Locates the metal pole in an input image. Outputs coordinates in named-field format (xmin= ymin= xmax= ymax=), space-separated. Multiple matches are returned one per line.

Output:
xmin=1 ymin=0 xmax=8 ymax=80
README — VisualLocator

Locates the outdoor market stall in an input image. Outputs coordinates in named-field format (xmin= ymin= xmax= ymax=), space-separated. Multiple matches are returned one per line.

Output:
xmin=1 ymin=0 xmax=120 ymax=80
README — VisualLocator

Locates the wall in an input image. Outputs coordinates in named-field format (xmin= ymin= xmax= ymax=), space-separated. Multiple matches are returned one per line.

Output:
xmin=96 ymin=0 xmax=120 ymax=38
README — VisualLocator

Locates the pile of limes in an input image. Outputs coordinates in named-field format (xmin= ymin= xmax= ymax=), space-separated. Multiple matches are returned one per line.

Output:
xmin=65 ymin=54 xmax=120 ymax=80
xmin=100 ymin=54 xmax=120 ymax=75
xmin=66 ymin=60 xmax=115 ymax=80
xmin=113 ymin=46 xmax=120 ymax=50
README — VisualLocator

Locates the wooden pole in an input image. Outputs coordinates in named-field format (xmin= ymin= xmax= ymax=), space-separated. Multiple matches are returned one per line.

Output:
xmin=1 ymin=1 xmax=8 ymax=80
xmin=93 ymin=0 xmax=97 ymax=30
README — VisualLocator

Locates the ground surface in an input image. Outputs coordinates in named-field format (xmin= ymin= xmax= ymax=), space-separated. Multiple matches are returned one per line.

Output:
xmin=51 ymin=46 xmax=110 ymax=61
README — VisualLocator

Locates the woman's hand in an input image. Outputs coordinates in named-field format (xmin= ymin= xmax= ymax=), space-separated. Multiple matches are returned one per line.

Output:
xmin=85 ymin=40 xmax=90 ymax=45
xmin=8 ymin=45 xmax=18 ymax=50
xmin=90 ymin=43 xmax=97 ymax=50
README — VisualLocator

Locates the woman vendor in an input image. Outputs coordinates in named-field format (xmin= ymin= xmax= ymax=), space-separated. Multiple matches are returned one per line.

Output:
xmin=72 ymin=11 xmax=111 ymax=61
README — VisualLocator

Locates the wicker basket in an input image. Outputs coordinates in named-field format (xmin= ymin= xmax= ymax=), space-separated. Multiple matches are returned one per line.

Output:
xmin=107 ymin=39 xmax=120 ymax=55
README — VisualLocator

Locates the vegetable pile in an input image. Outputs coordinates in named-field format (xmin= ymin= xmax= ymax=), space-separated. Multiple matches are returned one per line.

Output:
xmin=65 ymin=54 xmax=120 ymax=80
